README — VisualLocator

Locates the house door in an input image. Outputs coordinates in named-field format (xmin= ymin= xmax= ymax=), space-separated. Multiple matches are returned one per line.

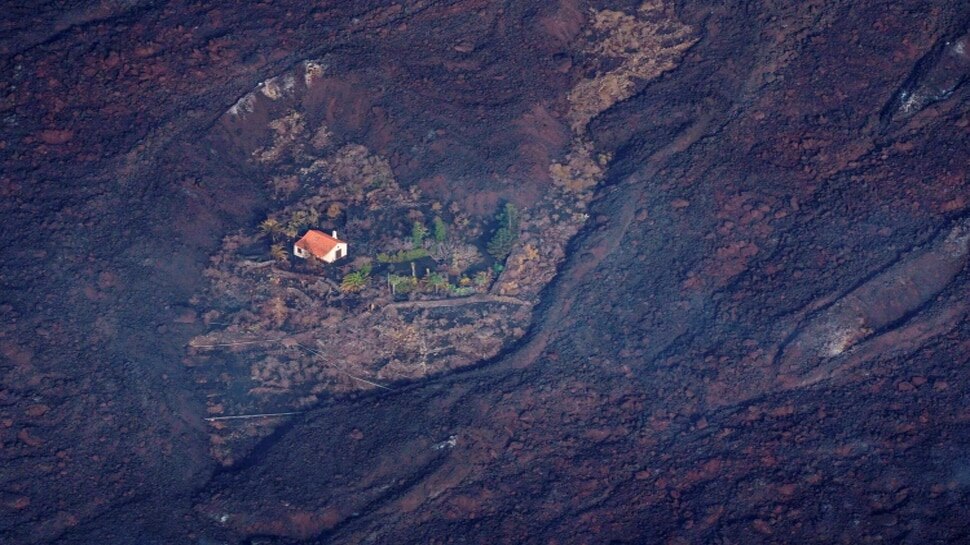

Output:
xmin=335 ymin=248 xmax=343 ymax=259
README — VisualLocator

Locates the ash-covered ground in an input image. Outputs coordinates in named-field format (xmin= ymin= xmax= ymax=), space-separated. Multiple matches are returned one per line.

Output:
xmin=1 ymin=1 xmax=968 ymax=544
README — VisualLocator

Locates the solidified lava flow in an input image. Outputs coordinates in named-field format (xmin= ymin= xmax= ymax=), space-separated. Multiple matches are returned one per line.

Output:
xmin=1 ymin=2 xmax=968 ymax=544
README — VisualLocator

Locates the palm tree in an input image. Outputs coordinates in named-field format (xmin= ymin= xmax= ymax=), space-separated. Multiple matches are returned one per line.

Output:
xmin=340 ymin=271 xmax=369 ymax=293
xmin=270 ymin=243 xmax=289 ymax=263
xmin=259 ymin=218 xmax=285 ymax=241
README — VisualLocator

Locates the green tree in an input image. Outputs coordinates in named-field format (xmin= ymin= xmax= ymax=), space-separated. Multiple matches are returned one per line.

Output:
xmin=433 ymin=216 xmax=447 ymax=242
xmin=411 ymin=221 xmax=429 ymax=249
xmin=487 ymin=229 xmax=515 ymax=260
xmin=500 ymin=203 xmax=519 ymax=232
xmin=487 ymin=203 xmax=519 ymax=260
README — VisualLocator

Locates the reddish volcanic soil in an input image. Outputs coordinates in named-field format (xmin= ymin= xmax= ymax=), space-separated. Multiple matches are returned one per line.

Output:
xmin=1 ymin=1 xmax=969 ymax=544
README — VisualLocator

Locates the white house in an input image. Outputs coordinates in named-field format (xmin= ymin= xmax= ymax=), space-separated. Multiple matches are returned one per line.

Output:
xmin=293 ymin=230 xmax=348 ymax=263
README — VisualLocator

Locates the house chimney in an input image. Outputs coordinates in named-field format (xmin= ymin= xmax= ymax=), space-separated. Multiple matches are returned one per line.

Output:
xmin=332 ymin=230 xmax=338 ymax=239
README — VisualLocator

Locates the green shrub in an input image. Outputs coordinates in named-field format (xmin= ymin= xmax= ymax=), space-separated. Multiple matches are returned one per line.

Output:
xmin=450 ymin=286 xmax=475 ymax=297
xmin=389 ymin=274 xmax=419 ymax=294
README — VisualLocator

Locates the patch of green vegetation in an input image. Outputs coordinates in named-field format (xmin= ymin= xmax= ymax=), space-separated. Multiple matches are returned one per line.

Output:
xmin=433 ymin=216 xmax=447 ymax=242
xmin=377 ymin=248 xmax=430 ymax=263
xmin=449 ymin=286 xmax=475 ymax=297
xmin=411 ymin=220 xmax=429 ymax=249
xmin=424 ymin=271 xmax=450 ymax=294
xmin=388 ymin=274 xmax=419 ymax=294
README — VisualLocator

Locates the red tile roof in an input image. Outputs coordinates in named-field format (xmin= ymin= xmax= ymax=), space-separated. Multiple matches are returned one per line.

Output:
xmin=295 ymin=230 xmax=341 ymax=259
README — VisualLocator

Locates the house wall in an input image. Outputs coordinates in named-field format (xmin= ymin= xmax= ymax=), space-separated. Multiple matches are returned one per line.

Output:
xmin=321 ymin=242 xmax=348 ymax=263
